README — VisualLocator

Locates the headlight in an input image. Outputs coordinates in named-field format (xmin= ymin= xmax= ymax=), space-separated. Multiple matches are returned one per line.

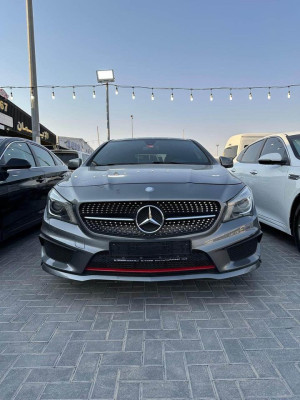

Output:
xmin=47 ymin=189 xmax=77 ymax=224
xmin=223 ymin=186 xmax=253 ymax=222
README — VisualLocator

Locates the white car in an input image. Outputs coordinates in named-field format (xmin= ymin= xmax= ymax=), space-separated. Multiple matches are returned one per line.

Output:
xmin=230 ymin=132 xmax=300 ymax=249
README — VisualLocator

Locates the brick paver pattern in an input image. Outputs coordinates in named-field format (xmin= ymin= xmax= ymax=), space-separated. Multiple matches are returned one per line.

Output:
xmin=0 ymin=226 xmax=299 ymax=399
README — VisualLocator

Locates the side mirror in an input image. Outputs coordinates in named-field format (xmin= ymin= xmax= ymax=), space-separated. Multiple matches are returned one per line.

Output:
xmin=219 ymin=156 xmax=233 ymax=168
xmin=68 ymin=158 xmax=82 ymax=170
xmin=1 ymin=158 xmax=31 ymax=171
xmin=258 ymin=153 xmax=287 ymax=165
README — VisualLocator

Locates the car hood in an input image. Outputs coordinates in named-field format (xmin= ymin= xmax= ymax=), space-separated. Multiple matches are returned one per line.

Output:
xmin=55 ymin=165 xmax=244 ymax=204
xmin=58 ymin=165 xmax=241 ymax=187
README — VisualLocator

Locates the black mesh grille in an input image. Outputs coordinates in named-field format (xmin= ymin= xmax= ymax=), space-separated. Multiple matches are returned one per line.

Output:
xmin=79 ymin=201 xmax=221 ymax=238
xmin=227 ymin=236 xmax=259 ymax=261
xmin=86 ymin=250 xmax=216 ymax=276
xmin=44 ymin=241 xmax=74 ymax=263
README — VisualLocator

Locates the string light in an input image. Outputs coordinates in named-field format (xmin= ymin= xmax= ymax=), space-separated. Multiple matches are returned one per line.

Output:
xmin=2 ymin=82 xmax=299 ymax=104
xmin=132 ymin=87 xmax=135 ymax=100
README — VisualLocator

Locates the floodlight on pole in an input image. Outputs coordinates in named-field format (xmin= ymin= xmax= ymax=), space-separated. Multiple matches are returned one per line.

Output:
xmin=96 ymin=69 xmax=115 ymax=141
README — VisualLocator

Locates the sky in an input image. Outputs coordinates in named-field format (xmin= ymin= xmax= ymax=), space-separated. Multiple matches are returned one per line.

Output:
xmin=1 ymin=0 xmax=300 ymax=155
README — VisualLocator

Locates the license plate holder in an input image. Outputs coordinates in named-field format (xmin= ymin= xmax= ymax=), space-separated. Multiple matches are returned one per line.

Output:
xmin=109 ymin=241 xmax=191 ymax=258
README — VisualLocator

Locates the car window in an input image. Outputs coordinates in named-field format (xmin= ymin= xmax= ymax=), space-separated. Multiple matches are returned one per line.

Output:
xmin=260 ymin=137 xmax=288 ymax=160
xmin=236 ymin=148 xmax=247 ymax=162
xmin=82 ymin=153 xmax=89 ymax=162
xmin=53 ymin=151 xmax=79 ymax=165
xmin=31 ymin=144 xmax=56 ymax=167
xmin=51 ymin=153 xmax=64 ymax=165
xmin=239 ymin=140 xmax=264 ymax=163
xmin=89 ymin=139 xmax=211 ymax=166
xmin=287 ymin=134 xmax=300 ymax=159
xmin=0 ymin=142 xmax=36 ymax=166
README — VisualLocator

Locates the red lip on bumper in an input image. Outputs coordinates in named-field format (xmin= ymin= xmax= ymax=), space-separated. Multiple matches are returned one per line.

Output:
xmin=85 ymin=265 xmax=216 ymax=273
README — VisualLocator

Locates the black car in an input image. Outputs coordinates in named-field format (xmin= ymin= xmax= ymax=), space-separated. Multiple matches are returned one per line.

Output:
xmin=0 ymin=137 xmax=68 ymax=242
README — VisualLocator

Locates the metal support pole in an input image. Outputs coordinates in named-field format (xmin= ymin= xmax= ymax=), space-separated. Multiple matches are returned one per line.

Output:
xmin=26 ymin=0 xmax=40 ymax=144
xmin=97 ymin=126 xmax=100 ymax=146
xmin=130 ymin=115 xmax=134 ymax=138
xmin=106 ymin=83 xmax=110 ymax=140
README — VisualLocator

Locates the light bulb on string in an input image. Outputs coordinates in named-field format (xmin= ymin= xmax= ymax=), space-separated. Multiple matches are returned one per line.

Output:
xmin=9 ymin=88 xmax=13 ymax=101
xmin=267 ymin=88 xmax=271 ymax=100
xmin=72 ymin=87 xmax=76 ymax=100
xmin=190 ymin=90 xmax=193 ymax=101
xmin=151 ymin=89 xmax=154 ymax=101
xmin=249 ymin=89 xmax=253 ymax=100
xmin=115 ymin=86 xmax=119 ymax=95
xmin=287 ymin=87 xmax=291 ymax=99
xmin=51 ymin=87 xmax=55 ymax=100
xmin=92 ymin=87 xmax=96 ymax=98
xmin=229 ymin=90 xmax=233 ymax=101
xmin=210 ymin=90 xmax=213 ymax=102
xmin=132 ymin=87 xmax=135 ymax=100
xmin=170 ymin=90 xmax=174 ymax=101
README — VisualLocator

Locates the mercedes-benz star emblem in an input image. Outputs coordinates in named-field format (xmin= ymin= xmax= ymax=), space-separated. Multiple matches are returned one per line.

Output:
xmin=136 ymin=205 xmax=164 ymax=234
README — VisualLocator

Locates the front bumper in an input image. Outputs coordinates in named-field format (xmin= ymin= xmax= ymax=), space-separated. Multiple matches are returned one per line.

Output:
xmin=40 ymin=212 xmax=262 ymax=282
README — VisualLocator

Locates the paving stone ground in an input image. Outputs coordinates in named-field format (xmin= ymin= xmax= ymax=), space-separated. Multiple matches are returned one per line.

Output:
xmin=0 ymin=225 xmax=299 ymax=400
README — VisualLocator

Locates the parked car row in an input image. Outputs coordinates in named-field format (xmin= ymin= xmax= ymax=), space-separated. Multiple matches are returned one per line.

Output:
xmin=1 ymin=132 xmax=299 ymax=284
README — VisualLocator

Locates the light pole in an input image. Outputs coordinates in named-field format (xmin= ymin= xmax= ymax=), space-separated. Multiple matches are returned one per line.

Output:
xmin=96 ymin=70 xmax=115 ymax=141
xmin=130 ymin=115 xmax=134 ymax=138
xmin=97 ymin=126 xmax=100 ymax=146
xmin=216 ymin=144 xmax=219 ymax=157
xmin=26 ymin=0 xmax=40 ymax=143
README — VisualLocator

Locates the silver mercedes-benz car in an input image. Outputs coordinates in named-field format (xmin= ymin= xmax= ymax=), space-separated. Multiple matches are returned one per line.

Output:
xmin=40 ymin=138 xmax=262 ymax=282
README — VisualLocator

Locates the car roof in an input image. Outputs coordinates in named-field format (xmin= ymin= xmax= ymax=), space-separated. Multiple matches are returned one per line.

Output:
xmin=108 ymin=137 xmax=193 ymax=142
xmin=284 ymin=131 xmax=300 ymax=137
xmin=53 ymin=149 xmax=79 ymax=153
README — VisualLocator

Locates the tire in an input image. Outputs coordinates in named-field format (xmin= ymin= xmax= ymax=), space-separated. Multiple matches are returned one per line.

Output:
xmin=293 ymin=204 xmax=300 ymax=252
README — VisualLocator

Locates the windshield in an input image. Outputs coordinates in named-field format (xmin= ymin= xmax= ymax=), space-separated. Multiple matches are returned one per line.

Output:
xmin=224 ymin=146 xmax=238 ymax=158
xmin=89 ymin=139 xmax=212 ymax=166
xmin=53 ymin=151 xmax=78 ymax=164
xmin=288 ymin=135 xmax=300 ymax=159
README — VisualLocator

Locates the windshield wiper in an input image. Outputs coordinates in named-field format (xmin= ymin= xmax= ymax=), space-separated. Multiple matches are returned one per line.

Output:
xmin=94 ymin=163 xmax=139 ymax=166
xmin=151 ymin=161 xmax=182 ymax=164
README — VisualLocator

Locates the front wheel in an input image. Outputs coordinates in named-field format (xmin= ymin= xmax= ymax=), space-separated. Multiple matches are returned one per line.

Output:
xmin=293 ymin=204 xmax=300 ymax=252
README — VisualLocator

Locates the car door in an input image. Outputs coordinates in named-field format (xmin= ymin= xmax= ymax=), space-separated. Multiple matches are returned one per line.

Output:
xmin=0 ymin=141 xmax=45 ymax=240
xmin=252 ymin=137 xmax=290 ymax=229
xmin=29 ymin=144 xmax=67 ymax=209
xmin=230 ymin=140 xmax=266 ymax=207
